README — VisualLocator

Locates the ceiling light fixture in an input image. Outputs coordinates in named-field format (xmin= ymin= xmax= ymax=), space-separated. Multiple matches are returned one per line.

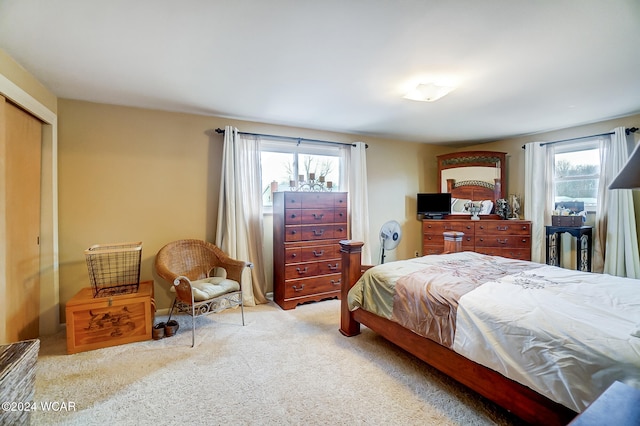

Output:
xmin=403 ymin=82 xmax=456 ymax=102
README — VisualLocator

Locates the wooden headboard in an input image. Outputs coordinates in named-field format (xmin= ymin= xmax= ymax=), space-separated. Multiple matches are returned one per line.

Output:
xmin=446 ymin=179 xmax=501 ymax=201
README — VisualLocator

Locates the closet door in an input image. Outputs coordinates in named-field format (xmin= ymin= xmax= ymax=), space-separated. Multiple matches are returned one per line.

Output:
xmin=2 ymin=96 xmax=42 ymax=342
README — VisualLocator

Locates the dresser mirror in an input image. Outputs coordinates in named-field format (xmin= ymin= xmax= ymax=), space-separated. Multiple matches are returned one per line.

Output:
xmin=436 ymin=151 xmax=506 ymax=215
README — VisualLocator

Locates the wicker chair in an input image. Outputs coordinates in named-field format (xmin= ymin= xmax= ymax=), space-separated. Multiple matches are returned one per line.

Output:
xmin=155 ymin=239 xmax=252 ymax=347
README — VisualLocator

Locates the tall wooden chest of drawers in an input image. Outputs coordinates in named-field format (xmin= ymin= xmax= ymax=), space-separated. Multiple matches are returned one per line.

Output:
xmin=273 ymin=191 xmax=348 ymax=310
xmin=423 ymin=219 xmax=532 ymax=260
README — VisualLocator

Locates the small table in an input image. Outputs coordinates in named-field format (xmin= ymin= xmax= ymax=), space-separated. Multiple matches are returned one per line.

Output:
xmin=545 ymin=225 xmax=593 ymax=272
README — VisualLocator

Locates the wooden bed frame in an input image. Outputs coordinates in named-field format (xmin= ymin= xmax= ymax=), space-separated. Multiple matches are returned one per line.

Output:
xmin=338 ymin=240 xmax=578 ymax=426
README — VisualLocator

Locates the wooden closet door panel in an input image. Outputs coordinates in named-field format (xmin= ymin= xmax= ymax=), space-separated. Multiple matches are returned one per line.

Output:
xmin=5 ymin=100 xmax=42 ymax=342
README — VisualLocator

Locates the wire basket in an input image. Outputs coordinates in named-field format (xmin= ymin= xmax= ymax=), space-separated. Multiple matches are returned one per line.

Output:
xmin=85 ymin=242 xmax=143 ymax=297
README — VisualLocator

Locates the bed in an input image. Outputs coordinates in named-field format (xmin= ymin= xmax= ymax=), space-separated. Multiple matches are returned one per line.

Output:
xmin=339 ymin=242 xmax=640 ymax=425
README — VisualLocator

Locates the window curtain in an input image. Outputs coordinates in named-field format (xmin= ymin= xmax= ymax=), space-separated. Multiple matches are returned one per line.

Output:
xmin=216 ymin=126 xmax=268 ymax=305
xmin=597 ymin=127 xmax=640 ymax=278
xmin=524 ymin=141 xmax=553 ymax=263
xmin=347 ymin=142 xmax=372 ymax=265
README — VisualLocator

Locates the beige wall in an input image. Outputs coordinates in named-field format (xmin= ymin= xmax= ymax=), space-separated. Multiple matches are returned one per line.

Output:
xmin=58 ymin=99 xmax=446 ymax=316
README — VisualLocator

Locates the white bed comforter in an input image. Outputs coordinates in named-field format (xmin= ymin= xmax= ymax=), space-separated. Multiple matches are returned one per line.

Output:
xmin=453 ymin=265 xmax=640 ymax=413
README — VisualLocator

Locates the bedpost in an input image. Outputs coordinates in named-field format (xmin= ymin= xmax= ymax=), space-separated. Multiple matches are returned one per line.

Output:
xmin=339 ymin=240 xmax=363 ymax=336
xmin=446 ymin=178 xmax=455 ymax=193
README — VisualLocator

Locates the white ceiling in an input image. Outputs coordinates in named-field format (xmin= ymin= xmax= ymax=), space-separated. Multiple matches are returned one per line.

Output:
xmin=1 ymin=0 xmax=639 ymax=144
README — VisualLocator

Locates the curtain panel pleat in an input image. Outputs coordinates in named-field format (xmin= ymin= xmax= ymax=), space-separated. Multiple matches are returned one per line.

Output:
xmin=216 ymin=126 xmax=268 ymax=305
xmin=601 ymin=127 xmax=640 ymax=278
xmin=348 ymin=142 xmax=372 ymax=265
xmin=524 ymin=142 xmax=552 ymax=263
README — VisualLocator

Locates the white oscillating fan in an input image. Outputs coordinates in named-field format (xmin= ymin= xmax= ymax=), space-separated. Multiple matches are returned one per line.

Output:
xmin=379 ymin=220 xmax=402 ymax=264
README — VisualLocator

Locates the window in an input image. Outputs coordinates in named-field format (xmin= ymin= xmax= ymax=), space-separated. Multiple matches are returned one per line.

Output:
xmin=552 ymin=141 xmax=600 ymax=213
xmin=260 ymin=140 xmax=344 ymax=208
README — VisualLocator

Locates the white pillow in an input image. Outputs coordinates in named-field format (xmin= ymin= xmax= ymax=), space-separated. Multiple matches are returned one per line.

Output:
xmin=189 ymin=277 xmax=240 ymax=302
xmin=479 ymin=200 xmax=493 ymax=215
xmin=451 ymin=198 xmax=471 ymax=213
xmin=210 ymin=267 xmax=227 ymax=278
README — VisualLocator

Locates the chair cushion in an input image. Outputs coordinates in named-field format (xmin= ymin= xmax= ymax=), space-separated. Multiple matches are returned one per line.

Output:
xmin=189 ymin=277 xmax=240 ymax=302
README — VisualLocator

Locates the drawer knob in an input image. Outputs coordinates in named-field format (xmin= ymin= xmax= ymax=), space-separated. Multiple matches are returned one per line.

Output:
xmin=497 ymin=226 xmax=508 ymax=231
xmin=313 ymin=250 xmax=325 ymax=257
xmin=292 ymin=284 xmax=305 ymax=292
xmin=330 ymin=279 xmax=341 ymax=286
xmin=497 ymin=239 xmax=508 ymax=244
xmin=328 ymin=263 xmax=339 ymax=270
xmin=296 ymin=267 xmax=309 ymax=274
xmin=290 ymin=230 xmax=297 ymax=235
xmin=291 ymin=253 xmax=297 ymax=258
xmin=290 ymin=214 xmax=297 ymax=218
xmin=313 ymin=229 xmax=325 ymax=236
xmin=312 ymin=213 xmax=325 ymax=219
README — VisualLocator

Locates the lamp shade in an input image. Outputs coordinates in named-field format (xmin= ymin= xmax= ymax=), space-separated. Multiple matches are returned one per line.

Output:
xmin=609 ymin=142 xmax=640 ymax=189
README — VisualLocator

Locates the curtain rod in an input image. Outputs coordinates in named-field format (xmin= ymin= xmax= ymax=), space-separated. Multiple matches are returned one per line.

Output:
xmin=214 ymin=128 xmax=367 ymax=148
xmin=521 ymin=127 xmax=638 ymax=149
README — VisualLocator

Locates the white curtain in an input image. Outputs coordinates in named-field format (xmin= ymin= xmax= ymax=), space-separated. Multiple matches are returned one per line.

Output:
xmin=347 ymin=142 xmax=372 ymax=264
xmin=524 ymin=141 xmax=553 ymax=263
xmin=598 ymin=127 xmax=640 ymax=278
xmin=216 ymin=126 xmax=268 ymax=305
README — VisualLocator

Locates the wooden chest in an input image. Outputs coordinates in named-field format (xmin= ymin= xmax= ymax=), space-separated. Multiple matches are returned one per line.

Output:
xmin=66 ymin=281 xmax=154 ymax=354
xmin=273 ymin=191 xmax=348 ymax=309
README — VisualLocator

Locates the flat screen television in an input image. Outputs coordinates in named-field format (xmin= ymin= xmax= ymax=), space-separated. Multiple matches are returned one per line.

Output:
xmin=417 ymin=192 xmax=452 ymax=219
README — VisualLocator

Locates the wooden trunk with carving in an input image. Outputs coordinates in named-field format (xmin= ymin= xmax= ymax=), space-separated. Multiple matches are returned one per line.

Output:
xmin=65 ymin=281 xmax=154 ymax=354
xmin=273 ymin=192 xmax=348 ymax=309
xmin=423 ymin=219 xmax=531 ymax=260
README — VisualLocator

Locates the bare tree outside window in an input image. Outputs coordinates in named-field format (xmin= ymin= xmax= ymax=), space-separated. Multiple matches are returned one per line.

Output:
xmin=554 ymin=147 xmax=599 ymax=212
xmin=261 ymin=148 xmax=341 ymax=207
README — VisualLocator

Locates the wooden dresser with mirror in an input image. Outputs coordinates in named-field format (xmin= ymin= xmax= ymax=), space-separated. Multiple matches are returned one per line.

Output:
xmin=423 ymin=151 xmax=532 ymax=261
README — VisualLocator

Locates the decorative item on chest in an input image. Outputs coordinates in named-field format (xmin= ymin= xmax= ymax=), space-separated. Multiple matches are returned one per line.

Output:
xmin=463 ymin=201 xmax=482 ymax=220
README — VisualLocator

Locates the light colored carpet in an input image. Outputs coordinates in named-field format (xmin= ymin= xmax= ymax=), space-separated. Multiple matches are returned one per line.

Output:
xmin=32 ymin=299 xmax=521 ymax=425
